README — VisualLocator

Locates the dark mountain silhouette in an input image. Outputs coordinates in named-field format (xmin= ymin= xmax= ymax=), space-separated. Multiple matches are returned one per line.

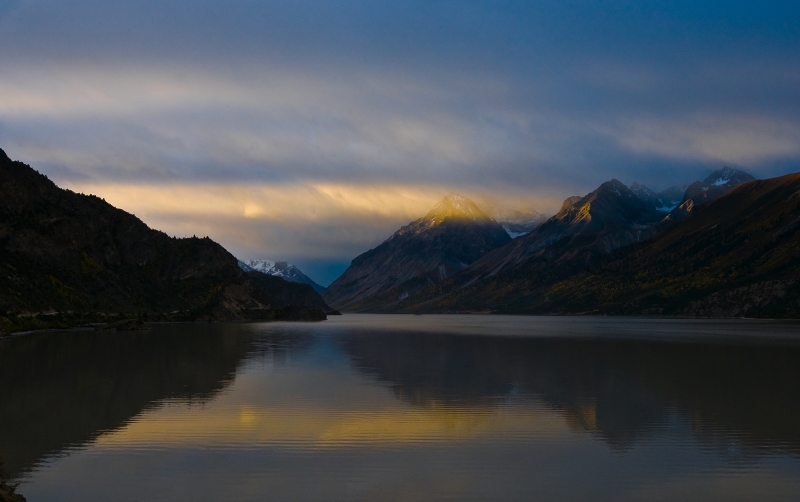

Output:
xmin=245 ymin=271 xmax=339 ymax=315
xmin=323 ymin=194 xmax=511 ymax=311
xmin=0 ymin=149 xmax=331 ymax=333
xmin=392 ymin=170 xmax=800 ymax=316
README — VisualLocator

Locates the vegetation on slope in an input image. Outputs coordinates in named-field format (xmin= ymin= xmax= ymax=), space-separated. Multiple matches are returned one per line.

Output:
xmin=396 ymin=173 xmax=800 ymax=317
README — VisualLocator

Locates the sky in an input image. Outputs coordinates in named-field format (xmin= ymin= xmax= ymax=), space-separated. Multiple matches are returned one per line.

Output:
xmin=1 ymin=0 xmax=799 ymax=285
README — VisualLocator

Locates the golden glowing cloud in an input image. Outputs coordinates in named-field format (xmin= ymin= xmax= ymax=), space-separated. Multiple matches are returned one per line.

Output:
xmin=57 ymin=181 xmax=563 ymax=267
xmin=63 ymin=182 xmax=450 ymax=222
xmin=65 ymin=182 xmax=561 ymax=223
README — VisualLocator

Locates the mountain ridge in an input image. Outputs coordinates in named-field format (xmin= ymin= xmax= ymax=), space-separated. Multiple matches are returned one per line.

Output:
xmin=452 ymin=178 xmax=665 ymax=288
xmin=0 ymin=149 xmax=331 ymax=333
xmin=326 ymin=168 xmax=762 ymax=314
xmin=387 ymin=171 xmax=800 ymax=317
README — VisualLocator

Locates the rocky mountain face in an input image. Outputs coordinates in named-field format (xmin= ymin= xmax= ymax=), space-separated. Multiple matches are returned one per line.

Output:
xmin=390 ymin=171 xmax=800 ymax=317
xmin=665 ymin=167 xmax=756 ymax=224
xmin=0 ymin=149 xmax=329 ymax=333
xmin=629 ymin=167 xmax=753 ymax=223
xmin=451 ymin=179 xmax=665 ymax=288
xmin=499 ymin=169 xmax=756 ymax=271
xmin=530 ymin=171 xmax=800 ymax=317
xmin=684 ymin=166 xmax=756 ymax=205
xmin=239 ymin=259 xmax=326 ymax=293
xmin=323 ymin=194 xmax=511 ymax=311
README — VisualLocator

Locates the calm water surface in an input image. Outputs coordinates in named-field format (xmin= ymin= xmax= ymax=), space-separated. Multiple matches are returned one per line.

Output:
xmin=3 ymin=314 xmax=800 ymax=501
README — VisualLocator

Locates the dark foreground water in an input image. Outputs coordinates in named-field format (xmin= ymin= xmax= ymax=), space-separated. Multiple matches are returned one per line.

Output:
xmin=3 ymin=315 xmax=800 ymax=501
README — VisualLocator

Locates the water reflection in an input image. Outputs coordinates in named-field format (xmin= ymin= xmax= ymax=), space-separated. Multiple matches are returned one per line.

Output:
xmin=344 ymin=329 xmax=800 ymax=455
xmin=0 ymin=323 xmax=301 ymax=477
xmin=2 ymin=316 xmax=800 ymax=501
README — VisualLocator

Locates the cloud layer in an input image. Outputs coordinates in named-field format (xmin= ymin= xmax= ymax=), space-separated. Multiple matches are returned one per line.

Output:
xmin=1 ymin=0 xmax=799 ymax=283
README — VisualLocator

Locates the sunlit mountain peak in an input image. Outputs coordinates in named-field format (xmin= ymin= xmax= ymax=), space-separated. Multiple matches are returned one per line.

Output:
xmin=423 ymin=194 xmax=489 ymax=225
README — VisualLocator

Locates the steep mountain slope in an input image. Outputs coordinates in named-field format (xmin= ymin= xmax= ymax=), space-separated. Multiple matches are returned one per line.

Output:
xmin=450 ymin=179 xmax=664 ymax=288
xmin=323 ymin=194 xmax=511 ymax=311
xmin=0 ymin=149 xmax=328 ymax=332
xmin=398 ymin=172 xmax=800 ymax=316
xmin=239 ymin=259 xmax=326 ymax=293
xmin=537 ymin=172 xmax=800 ymax=316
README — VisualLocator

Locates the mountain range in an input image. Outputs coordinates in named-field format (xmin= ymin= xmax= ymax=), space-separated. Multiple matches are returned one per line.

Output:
xmin=3 ymin=143 xmax=796 ymax=328
xmin=0 ymin=148 xmax=334 ymax=334
xmin=324 ymin=165 xmax=798 ymax=317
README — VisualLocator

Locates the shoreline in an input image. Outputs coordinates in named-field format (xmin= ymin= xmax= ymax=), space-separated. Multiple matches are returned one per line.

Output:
xmin=0 ymin=316 xmax=333 ymax=340
xmin=6 ymin=312 xmax=800 ymax=341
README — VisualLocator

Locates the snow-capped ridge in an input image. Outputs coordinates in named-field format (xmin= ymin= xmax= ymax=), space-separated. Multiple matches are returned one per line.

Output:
xmin=239 ymin=259 xmax=277 ymax=275
xmin=238 ymin=259 xmax=326 ymax=293
xmin=682 ymin=167 xmax=756 ymax=207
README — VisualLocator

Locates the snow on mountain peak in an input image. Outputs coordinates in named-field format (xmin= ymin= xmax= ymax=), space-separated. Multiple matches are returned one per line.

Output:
xmin=238 ymin=258 xmax=327 ymax=292
xmin=702 ymin=167 xmax=755 ymax=187
xmin=240 ymin=259 xmax=277 ymax=274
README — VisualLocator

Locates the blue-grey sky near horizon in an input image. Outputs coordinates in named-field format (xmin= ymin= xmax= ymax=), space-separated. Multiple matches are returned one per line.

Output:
xmin=1 ymin=0 xmax=799 ymax=284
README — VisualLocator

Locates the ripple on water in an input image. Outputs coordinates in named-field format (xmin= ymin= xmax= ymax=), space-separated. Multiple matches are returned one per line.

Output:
xmin=4 ymin=315 xmax=800 ymax=501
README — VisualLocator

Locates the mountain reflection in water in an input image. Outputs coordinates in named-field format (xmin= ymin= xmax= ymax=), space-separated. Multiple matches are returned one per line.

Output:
xmin=2 ymin=315 xmax=800 ymax=501
xmin=0 ymin=324 xmax=258 ymax=477
xmin=345 ymin=330 xmax=800 ymax=455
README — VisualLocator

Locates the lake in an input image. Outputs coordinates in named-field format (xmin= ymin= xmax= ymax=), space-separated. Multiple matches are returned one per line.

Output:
xmin=3 ymin=314 xmax=800 ymax=501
